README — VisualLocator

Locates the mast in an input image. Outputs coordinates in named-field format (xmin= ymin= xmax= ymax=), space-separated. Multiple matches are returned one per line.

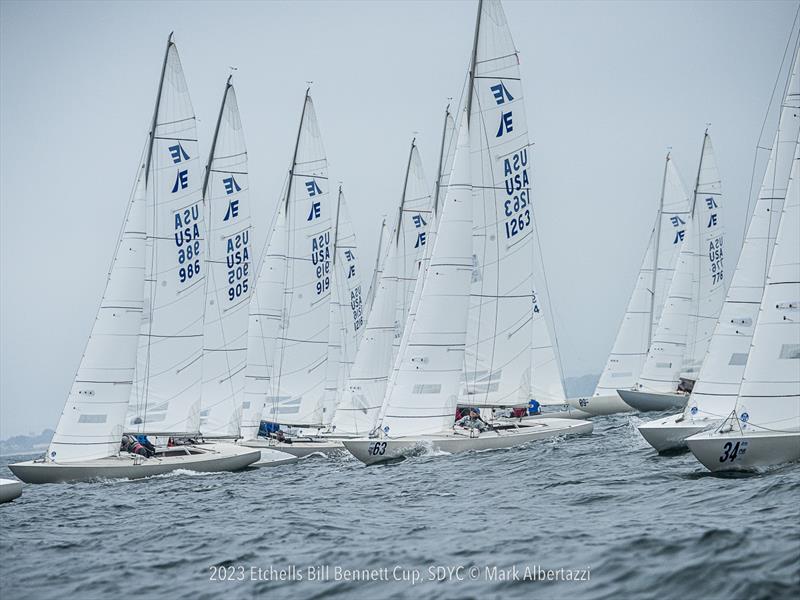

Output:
xmin=144 ymin=32 xmax=174 ymax=184
xmin=647 ymin=152 xmax=669 ymax=348
xmin=395 ymin=138 xmax=416 ymax=242
xmin=202 ymin=74 xmax=232 ymax=201
xmin=332 ymin=185 xmax=343 ymax=266
xmin=285 ymin=88 xmax=311 ymax=211
xmin=465 ymin=0 xmax=483 ymax=123
xmin=432 ymin=104 xmax=451 ymax=216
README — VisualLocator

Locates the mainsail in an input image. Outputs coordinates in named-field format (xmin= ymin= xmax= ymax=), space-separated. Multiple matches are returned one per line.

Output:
xmin=263 ymin=92 xmax=333 ymax=427
xmin=127 ymin=37 xmax=205 ymax=436
xmin=733 ymin=138 xmax=800 ymax=432
xmin=199 ymin=77 xmax=252 ymax=438
xmin=379 ymin=116 xmax=473 ymax=437
xmin=391 ymin=140 xmax=433 ymax=362
xmin=636 ymin=131 xmax=725 ymax=394
xmin=593 ymin=155 xmax=691 ymax=397
xmin=322 ymin=188 xmax=364 ymax=425
xmin=687 ymin=46 xmax=800 ymax=421
xmin=463 ymin=0 xmax=535 ymax=407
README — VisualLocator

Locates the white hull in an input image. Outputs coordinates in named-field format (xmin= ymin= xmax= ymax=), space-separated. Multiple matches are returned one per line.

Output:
xmin=687 ymin=429 xmax=800 ymax=472
xmin=241 ymin=437 xmax=346 ymax=458
xmin=8 ymin=443 xmax=260 ymax=484
xmin=0 ymin=478 xmax=23 ymax=503
xmin=637 ymin=413 xmax=717 ymax=453
xmin=567 ymin=394 xmax=633 ymax=416
xmin=250 ymin=448 xmax=299 ymax=467
xmin=617 ymin=389 xmax=688 ymax=412
xmin=343 ymin=418 xmax=593 ymax=465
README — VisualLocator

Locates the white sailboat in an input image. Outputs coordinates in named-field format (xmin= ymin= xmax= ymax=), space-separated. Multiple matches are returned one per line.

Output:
xmin=322 ymin=186 xmax=365 ymax=426
xmin=569 ymin=154 xmax=691 ymax=416
xmin=329 ymin=140 xmax=433 ymax=437
xmin=617 ymin=130 xmax=726 ymax=412
xmin=345 ymin=0 xmax=593 ymax=465
xmin=0 ymin=479 xmax=22 ymax=504
xmin=240 ymin=90 xmax=347 ymax=457
xmin=687 ymin=136 xmax=800 ymax=471
xmin=641 ymin=48 xmax=800 ymax=451
xmin=198 ymin=75 xmax=296 ymax=466
xmin=10 ymin=35 xmax=259 ymax=484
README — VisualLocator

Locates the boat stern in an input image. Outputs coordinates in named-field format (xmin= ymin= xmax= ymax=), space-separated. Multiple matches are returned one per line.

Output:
xmin=687 ymin=429 xmax=800 ymax=472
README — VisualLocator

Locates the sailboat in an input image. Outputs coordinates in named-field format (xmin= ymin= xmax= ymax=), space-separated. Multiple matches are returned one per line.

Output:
xmin=569 ymin=154 xmax=692 ymax=416
xmin=0 ymin=479 xmax=22 ymax=504
xmin=330 ymin=139 xmax=434 ymax=437
xmin=10 ymin=35 xmax=259 ymax=484
xmin=198 ymin=75 xmax=296 ymax=466
xmin=640 ymin=47 xmax=800 ymax=452
xmin=617 ymin=131 xmax=726 ymax=413
xmin=240 ymin=90 xmax=352 ymax=457
xmin=687 ymin=136 xmax=800 ymax=471
xmin=344 ymin=0 xmax=593 ymax=465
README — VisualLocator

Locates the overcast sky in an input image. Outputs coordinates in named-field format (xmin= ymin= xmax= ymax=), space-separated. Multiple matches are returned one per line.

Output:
xmin=1 ymin=0 xmax=797 ymax=438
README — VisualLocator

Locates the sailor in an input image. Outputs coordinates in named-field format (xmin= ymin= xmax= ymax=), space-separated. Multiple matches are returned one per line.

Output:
xmin=454 ymin=408 xmax=489 ymax=432
xmin=136 ymin=435 xmax=156 ymax=455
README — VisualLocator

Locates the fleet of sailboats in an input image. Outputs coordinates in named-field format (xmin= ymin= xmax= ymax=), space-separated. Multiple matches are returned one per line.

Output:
xmin=6 ymin=1 xmax=800 ymax=489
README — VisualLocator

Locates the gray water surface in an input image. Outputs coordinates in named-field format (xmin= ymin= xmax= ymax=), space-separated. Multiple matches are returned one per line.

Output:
xmin=1 ymin=414 xmax=799 ymax=599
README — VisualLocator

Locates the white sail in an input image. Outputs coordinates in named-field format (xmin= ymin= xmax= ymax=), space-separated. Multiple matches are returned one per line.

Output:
xmin=734 ymin=138 xmax=800 ymax=432
xmin=689 ymin=48 xmax=800 ymax=420
xmin=379 ymin=116 xmax=473 ymax=437
xmin=463 ymin=0 xmax=534 ymax=407
xmin=127 ymin=39 xmax=205 ymax=435
xmin=364 ymin=217 xmax=388 ymax=317
xmin=593 ymin=156 xmax=691 ymax=396
xmin=433 ymin=107 xmax=458 ymax=217
xmin=529 ymin=221 xmax=567 ymax=404
xmin=392 ymin=141 xmax=433 ymax=362
xmin=322 ymin=189 xmax=365 ymax=425
xmin=637 ymin=132 xmax=725 ymax=394
xmin=48 ymin=163 xmax=147 ymax=462
xmin=264 ymin=93 xmax=333 ymax=427
xmin=199 ymin=79 xmax=252 ymax=438
xmin=241 ymin=205 xmax=287 ymax=439
xmin=331 ymin=236 xmax=399 ymax=435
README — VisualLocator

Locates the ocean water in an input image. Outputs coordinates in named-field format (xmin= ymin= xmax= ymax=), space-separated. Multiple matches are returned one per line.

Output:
xmin=1 ymin=413 xmax=798 ymax=600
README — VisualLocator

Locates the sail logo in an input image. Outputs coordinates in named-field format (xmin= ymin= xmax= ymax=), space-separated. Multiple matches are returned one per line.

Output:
xmin=670 ymin=216 xmax=686 ymax=244
xmin=305 ymin=180 xmax=322 ymax=196
xmin=350 ymin=285 xmax=364 ymax=331
xmin=223 ymin=176 xmax=241 ymax=195
xmin=490 ymin=82 xmax=514 ymax=105
xmin=226 ymin=230 xmax=250 ymax=302
xmin=171 ymin=169 xmax=189 ymax=193
xmin=224 ymin=199 xmax=240 ymax=221
xmin=412 ymin=213 xmax=427 ymax=248
xmin=344 ymin=249 xmax=357 ymax=279
xmin=174 ymin=203 xmax=201 ymax=284
xmin=502 ymin=149 xmax=530 ymax=239
xmin=707 ymin=214 xmax=718 ymax=228
xmin=307 ymin=201 xmax=321 ymax=221
xmin=169 ymin=143 xmax=190 ymax=164
xmin=496 ymin=111 xmax=513 ymax=138
xmin=312 ymin=232 xmax=331 ymax=296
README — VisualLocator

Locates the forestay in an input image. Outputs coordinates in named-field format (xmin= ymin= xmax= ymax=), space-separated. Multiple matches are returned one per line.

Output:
xmin=127 ymin=39 xmax=206 ymax=436
xmin=688 ymin=46 xmax=800 ymax=421
xmin=379 ymin=117 xmax=474 ymax=437
xmin=199 ymin=78 xmax=252 ymax=438
xmin=734 ymin=139 xmax=800 ymax=432
xmin=322 ymin=189 xmax=364 ymax=426
xmin=637 ymin=132 xmax=725 ymax=394
xmin=264 ymin=94 xmax=333 ymax=427
xmin=463 ymin=0 xmax=535 ymax=407
xmin=593 ymin=156 xmax=691 ymax=397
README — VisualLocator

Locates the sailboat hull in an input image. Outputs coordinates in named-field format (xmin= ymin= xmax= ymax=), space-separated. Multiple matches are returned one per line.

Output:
xmin=617 ymin=389 xmax=688 ymax=412
xmin=241 ymin=437 xmax=346 ymax=458
xmin=343 ymin=418 xmax=593 ymax=465
xmin=567 ymin=394 xmax=633 ymax=416
xmin=8 ymin=443 xmax=260 ymax=484
xmin=250 ymin=448 xmax=299 ymax=467
xmin=0 ymin=478 xmax=23 ymax=503
xmin=637 ymin=413 xmax=716 ymax=452
xmin=687 ymin=430 xmax=800 ymax=472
